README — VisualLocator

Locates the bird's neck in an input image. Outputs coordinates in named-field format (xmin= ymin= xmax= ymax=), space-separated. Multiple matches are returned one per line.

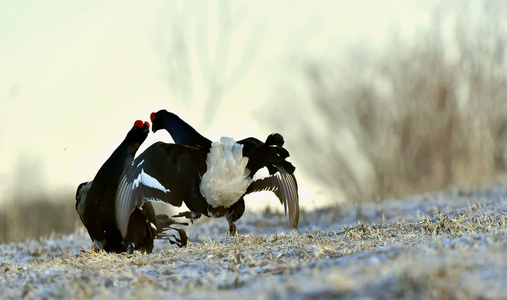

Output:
xmin=97 ymin=134 xmax=143 ymax=180
xmin=163 ymin=115 xmax=211 ymax=147
xmin=117 ymin=139 xmax=142 ymax=158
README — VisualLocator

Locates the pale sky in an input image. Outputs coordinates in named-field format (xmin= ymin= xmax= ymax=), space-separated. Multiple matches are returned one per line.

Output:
xmin=0 ymin=0 xmax=432 ymax=208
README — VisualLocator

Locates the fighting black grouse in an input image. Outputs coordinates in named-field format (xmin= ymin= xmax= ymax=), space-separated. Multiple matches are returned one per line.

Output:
xmin=76 ymin=120 xmax=186 ymax=253
xmin=115 ymin=110 xmax=299 ymax=237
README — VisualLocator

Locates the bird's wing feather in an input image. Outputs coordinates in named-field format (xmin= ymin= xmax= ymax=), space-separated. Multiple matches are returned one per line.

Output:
xmin=116 ymin=143 xmax=201 ymax=237
xmin=246 ymin=168 xmax=299 ymax=228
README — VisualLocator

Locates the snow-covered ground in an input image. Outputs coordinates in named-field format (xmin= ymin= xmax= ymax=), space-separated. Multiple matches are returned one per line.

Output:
xmin=1 ymin=184 xmax=507 ymax=299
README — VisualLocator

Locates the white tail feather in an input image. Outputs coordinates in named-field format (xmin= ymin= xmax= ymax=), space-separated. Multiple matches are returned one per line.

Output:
xmin=200 ymin=137 xmax=251 ymax=208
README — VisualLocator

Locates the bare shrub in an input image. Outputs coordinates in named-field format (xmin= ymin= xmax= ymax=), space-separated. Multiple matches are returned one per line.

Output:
xmin=267 ymin=1 xmax=507 ymax=202
xmin=0 ymin=155 xmax=80 ymax=243
xmin=0 ymin=195 xmax=79 ymax=243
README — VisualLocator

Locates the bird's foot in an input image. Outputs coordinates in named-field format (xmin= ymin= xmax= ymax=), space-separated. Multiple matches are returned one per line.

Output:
xmin=173 ymin=211 xmax=201 ymax=224
xmin=126 ymin=243 xmax=135 ymax=254
xmin=156 ymin=214 xmax=189 ymax=228
xmin=157 ymin=228 xmax=188 ymax=247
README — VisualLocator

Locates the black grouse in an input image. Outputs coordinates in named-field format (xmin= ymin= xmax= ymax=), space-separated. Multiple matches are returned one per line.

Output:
xmin=115 ymin=110 xmax=299 ymax=237
xmin=75 ymin=120 xmax=186 ymax=253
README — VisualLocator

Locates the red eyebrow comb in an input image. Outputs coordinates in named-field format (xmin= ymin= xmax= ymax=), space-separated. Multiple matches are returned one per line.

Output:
xmin=144 ymin=121 xmax=150 ymax=128
xmin=150 ymin=112 xmax=156 ymax=122
xmin=134 ymin=120 xmax=144 ymax=128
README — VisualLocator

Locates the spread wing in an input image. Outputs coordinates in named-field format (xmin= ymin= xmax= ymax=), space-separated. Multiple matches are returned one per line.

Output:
xmin=115 ymin=142 xmax=202 ymax=237
xmin=246 ymin=168 xmax=299 ymax=228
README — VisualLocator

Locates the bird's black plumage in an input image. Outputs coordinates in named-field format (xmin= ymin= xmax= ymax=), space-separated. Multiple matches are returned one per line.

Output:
xmin=116 ymin=110 xmax=299 ymax=237
xmin=115 ymin=142 xmax=207 ymax=237
xmin=150 ymin=111 xmax=211 ymax=150
xmin=76 ymin=120 xmax=186 ymax=253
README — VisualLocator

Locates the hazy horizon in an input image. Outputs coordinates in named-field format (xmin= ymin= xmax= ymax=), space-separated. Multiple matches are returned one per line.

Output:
xmin=0 ymin=1 xmax=434 ymax=209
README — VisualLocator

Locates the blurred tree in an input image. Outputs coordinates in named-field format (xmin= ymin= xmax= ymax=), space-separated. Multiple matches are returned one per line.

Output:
xmin=155 ymin=0 xmax=265 ymax=125
xmin=0 ymin=155 xmax=78 ymax=243
xmin=265 ymin=0 xmax=507 ymax=202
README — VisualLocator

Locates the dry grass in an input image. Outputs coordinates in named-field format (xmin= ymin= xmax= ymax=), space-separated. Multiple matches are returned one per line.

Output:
xmin=1 ymin=184 xmax=507 ymax=299
xmin=2 ymin=3 xmax=507 ymax=298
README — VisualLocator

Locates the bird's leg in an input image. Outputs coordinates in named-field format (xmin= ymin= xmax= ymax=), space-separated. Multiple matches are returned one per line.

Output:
xmin=126 ymin=243 xmax=135 ymax=254
xmin=227 ymin=218 xmax=237 ymax=236
xmin=92 ymin=239 xmax=105 ymax=252
xmin=226 ymin=198 xmax=245 ymax=236
xmin=173 ymin=211 xmax=201 ymax=224
xmin=140 ymin=202 xmax=158 ymax=238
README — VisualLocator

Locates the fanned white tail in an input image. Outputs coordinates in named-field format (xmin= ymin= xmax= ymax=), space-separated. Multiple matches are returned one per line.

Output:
xmin=200 ymin=137 xmax=251 ymax=208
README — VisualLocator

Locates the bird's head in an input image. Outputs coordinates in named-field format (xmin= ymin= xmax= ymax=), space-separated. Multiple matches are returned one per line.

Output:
xmin=133 ymin=120 xmax=150 ymax=132
xmin=128 ymin=120 xmax=150 ymax=145
xmin=150 ymin=109 xmax=172 ymax=133
xmin=150 ymin=109 xmax=210 ymax=147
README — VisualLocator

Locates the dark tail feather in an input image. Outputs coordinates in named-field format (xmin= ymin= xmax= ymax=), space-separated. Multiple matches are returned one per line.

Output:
xmin=245 ymin=133 xmax=295 ymax=176
xmin=272 ymin=146 xmax=289 ymax=159
xmin=265 ymin=133 xmax=284 ymax=147
xmin=275 ymin=160 xmax=295 ymax=174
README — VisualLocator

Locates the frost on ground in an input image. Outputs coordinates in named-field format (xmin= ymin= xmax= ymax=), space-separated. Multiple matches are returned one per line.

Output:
xmin=1 ymin=185 xmax=507 ymax=299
